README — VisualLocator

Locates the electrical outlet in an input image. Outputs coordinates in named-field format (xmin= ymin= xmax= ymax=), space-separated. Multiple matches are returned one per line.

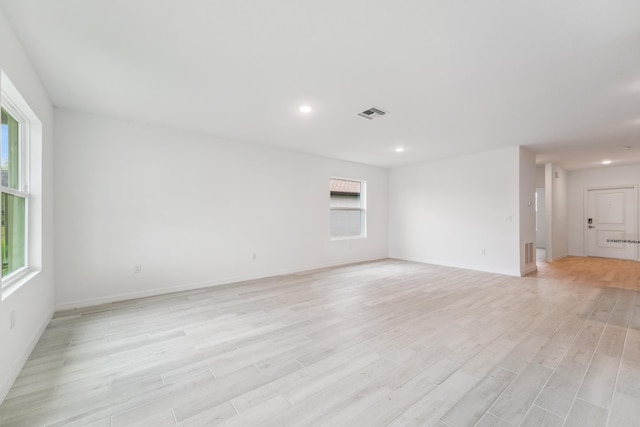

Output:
xmin=252 ymin=253 xmax=257 ymax=261
xmin=134 ymin=264 xmax=142 ymax=274
xmin=10 ymin=311 xmax=15 ymax=330
xmin=481 ymin=248 xmax=486 ymax=255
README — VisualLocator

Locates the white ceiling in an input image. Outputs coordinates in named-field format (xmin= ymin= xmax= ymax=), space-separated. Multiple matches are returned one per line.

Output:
xmin=2 ymin=0 xmax=640 ymax=170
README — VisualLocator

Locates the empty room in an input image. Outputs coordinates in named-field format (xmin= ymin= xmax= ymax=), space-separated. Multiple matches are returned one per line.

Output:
xmin=1 ymin=1 xmax=640 ymax=426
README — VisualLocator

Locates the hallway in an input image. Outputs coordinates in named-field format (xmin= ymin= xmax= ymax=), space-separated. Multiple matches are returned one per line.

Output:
xmin=530 ymin=251 xmax=640 ymax=291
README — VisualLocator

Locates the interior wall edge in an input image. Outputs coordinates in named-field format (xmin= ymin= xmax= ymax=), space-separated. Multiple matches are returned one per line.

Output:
xmin=0 ymin=306 xmax=54 ymax=403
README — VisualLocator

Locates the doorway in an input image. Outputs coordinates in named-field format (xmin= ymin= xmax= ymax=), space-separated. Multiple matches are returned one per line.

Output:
xmin=585 ymin=186 xmax=638 ymax=261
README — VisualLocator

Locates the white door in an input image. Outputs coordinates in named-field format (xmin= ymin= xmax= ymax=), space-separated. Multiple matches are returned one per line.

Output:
xmin=586 ymin=187 xmax=637 ymax=260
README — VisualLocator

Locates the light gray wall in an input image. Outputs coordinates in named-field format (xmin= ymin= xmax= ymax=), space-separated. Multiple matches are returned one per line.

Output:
xmin=519 ymin=147 xmax=537 ymax=275
xmin=536 ymin=188 xmax=546 ymax=248
xmin=388 ymin=146 xmax=523 ymax=276
xmin=0 ymin=9 xmax=55 ymax=402
xmin=54 ymin=109 xmax=389 ymax=308
xmin=536 ymin=165 xmax=545 ymax=188
xmin=545 ymin=163 xmax=568 ymax=261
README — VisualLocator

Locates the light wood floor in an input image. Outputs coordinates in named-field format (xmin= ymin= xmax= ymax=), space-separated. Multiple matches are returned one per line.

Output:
xmin=1 ymin=258 xmax=640 ymax=426
xmin=531 ymin=251 xmax=640 ymax=291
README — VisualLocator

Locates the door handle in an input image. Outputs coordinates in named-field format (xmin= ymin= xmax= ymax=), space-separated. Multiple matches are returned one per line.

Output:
xmin=588 ymin=226 xmax=596 ymax=228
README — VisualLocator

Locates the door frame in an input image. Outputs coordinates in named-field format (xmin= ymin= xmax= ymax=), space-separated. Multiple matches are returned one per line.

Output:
xmin=583 ymin=185 xmax=639 ymax=261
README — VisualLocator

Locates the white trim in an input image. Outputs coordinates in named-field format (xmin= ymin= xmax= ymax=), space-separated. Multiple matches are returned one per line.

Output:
xmin=1 ymin=270 xmax=38 ymax=300
xmin=330 ymin=235 xmax=367 ymax=242
xmin=0 ymin=187 xmax=28 ymax=198
xmin=0 ymin=305 xmax=53 ymax=404
xmin=1 ymin=78 xmax=34 ymax=290
xmin=583 ymin=185 xmax=639 ymax=261
xmin=1 ymin=92 xmax=30 ymax=194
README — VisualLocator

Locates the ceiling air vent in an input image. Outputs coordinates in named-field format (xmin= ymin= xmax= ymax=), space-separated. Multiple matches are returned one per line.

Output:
xmin=357 ymin=107 xmax=387 ymax=120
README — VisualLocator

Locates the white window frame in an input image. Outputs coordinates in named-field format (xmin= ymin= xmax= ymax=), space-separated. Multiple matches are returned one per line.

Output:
xmin=330 ymin=177 xmax=367 ymax=240
xmin=1 ymin=91 xmax=31 ymax=289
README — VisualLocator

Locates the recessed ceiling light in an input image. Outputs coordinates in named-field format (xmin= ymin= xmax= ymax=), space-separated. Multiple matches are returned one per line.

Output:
xmin=602 ymin=160 xmax=612 ymax=165
xmin=299 ymin=105 xmax=312 ymax=113
xmin=395 ymin=147 xmax=405 ymax=153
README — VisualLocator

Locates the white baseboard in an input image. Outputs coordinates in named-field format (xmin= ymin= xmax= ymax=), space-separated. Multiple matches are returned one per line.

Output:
xmin=389 ymin=256 xmax=521 ymax=277
xmin=545 ymin=254 xmax=568 ymax=262
xmin=0 ymin=306 xmax=54 ymax=404
xmin=56 ymin=256 xmax=387 ymax=311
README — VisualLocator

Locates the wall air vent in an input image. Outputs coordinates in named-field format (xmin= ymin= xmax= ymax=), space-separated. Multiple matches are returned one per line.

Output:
xmin=357 ymin=107 xmax=387 ymax=120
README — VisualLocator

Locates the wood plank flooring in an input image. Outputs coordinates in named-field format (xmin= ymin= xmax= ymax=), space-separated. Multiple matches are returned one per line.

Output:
xmin=1 ymin=258 xmax=640 ymax=426
xmin=531 ymin=252 xmax=640 ymax=291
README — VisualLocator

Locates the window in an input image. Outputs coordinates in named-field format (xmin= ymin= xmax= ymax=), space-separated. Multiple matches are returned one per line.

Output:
xmin=0 ymin=71 xmax=41 ymax=297
xmin=330 ymin=178 xmax=366 ymax=238
xmin=1 ymin=92 xmax=30 ymax=288
xmin=1 ymin=106 xmax=28 ymax=280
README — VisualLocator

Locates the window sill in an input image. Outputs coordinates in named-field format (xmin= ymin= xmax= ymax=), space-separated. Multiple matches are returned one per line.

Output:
xmin=2 ymin=269 xmax=39 ymax=301
xmin=330 ymin=235 xmax=367 ymax=241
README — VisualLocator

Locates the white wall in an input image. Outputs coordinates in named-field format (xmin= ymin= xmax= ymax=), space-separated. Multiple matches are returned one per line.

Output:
xmin=519 ymin=148 xmax=537 ymax=275
xmin=535 ymin=165 xmax=547 ymax=249
xmin=536 ymin=165 xmax=545 ymax=188
xmin=54 ymin=109 xmax=388 ymax=308
xmin=388 ymin=146 xmax=523 ymax=276
xmin=0 ymin=9 xmax=55 ymax=402
xmin=545 ymin=163 xmax=568 ymax=261
xmin=536 ymin=188 xmax=546 ymax=248
xmin=568 ymin=164 xmax=640 ymax=256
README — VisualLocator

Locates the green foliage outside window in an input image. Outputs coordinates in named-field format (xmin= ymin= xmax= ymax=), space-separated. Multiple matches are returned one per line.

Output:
xmin=1 ymin=108 xmax=26 ymax=276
